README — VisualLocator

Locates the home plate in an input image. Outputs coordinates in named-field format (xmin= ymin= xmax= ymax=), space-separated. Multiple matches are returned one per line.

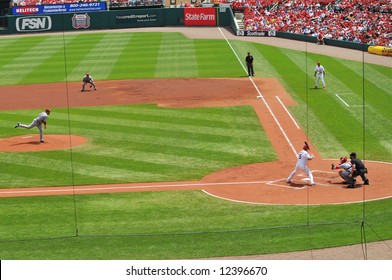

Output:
xmin=301 ymin=178 xmax=310 ymax=181
xmin=22 ymin=136 xmax=33 ymax=139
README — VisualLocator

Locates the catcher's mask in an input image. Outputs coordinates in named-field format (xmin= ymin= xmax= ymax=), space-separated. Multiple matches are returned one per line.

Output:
xmin=350 ymin=152 xmax=356 ymax=158
xmin=340 ymin=156 xmax=347 ymax=163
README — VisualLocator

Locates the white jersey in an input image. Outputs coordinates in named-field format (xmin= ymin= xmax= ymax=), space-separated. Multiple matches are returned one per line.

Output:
xmin=287 ymin=148 xmax=314 ymax=185
xmin=35 ymin=112 xmax=48 ymax=124
xmin=297 ymin=149 xmax=312 ymax=166
xmin=315 ymin=65 xmax=325 ymax=76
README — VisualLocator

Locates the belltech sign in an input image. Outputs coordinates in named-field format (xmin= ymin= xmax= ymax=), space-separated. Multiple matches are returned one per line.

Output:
xmin=184 ymin=8 xmax=216 ymax=26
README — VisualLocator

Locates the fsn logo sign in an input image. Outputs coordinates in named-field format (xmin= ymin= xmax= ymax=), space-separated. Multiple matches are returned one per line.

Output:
xmin=16 ymin=16 xmax=52 ymax=32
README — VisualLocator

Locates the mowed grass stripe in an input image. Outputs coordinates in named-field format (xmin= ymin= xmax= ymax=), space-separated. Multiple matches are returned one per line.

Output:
xmin=108 ymin=33 xmax=162 ymax=79
xmin=0 ymin=38 xmax=47 ymax=83
xmin=0 ymin=36 xmax=67 ymax=85
xmin=59 ymin=113 xmax=262 ymax=140
xmin=0 ymin=171 xmax=47 ymax=188
xmin=78 ymin=104 xmax=259 ymax=124
xmin=62 ymin=124 xmax=262 ymax=158
xmin=59 ymin=125 xmax=263 ymax=163
xmin=79 ymin=146 xmax=226 ymax=170
xmin=0 ymin=152 xmax=173 ymax=186
xmin=0 ymin=160 xmax=74 ymax=187
xmin=155 ymin=33 xmax=198 ymax=78
xmin=356 ymin=63 xmax=392 ymax=96
xmin=85 ymin=136 xmax=263 ymax=163
xmin=67 ymin=33 xmax=133 ymax=81
xmin=194 ymin=40 xmax=244 ymax=77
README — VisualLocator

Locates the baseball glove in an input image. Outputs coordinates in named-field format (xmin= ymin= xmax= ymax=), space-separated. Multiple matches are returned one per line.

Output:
xmin=331 ymin=163 xmax=335 ymax=170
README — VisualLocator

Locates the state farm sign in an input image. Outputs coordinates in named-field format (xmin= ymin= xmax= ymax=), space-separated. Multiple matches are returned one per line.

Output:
xmin=184 ymin=8 xmax=216 ymax=26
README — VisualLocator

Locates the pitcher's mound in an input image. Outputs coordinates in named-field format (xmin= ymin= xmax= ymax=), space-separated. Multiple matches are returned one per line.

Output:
xmin=0 ymin=134 xmax=88 ymax=152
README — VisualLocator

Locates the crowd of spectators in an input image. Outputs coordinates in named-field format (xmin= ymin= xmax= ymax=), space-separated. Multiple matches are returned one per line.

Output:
xmin=231 ymin=0 xmax=392 ymax=46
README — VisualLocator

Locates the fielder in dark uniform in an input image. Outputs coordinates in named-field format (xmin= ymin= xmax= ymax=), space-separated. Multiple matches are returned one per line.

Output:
xmin=347 ymin=152 xmax=369 ymax=188
xmin=245 ymin=52 xmax=254 ymax=77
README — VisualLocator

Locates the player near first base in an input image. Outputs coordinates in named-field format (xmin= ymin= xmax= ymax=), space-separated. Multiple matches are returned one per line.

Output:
xmin=314 ymin=61 xmax=326 ymax=89
xmin=287 ymin=144 xmax=315 ymax=186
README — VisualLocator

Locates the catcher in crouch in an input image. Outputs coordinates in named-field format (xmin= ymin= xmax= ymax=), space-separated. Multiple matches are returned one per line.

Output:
xmin=81 ymin=73 xmax=97 ymax=92
xmin=331 ymin=156 xmax=352 ymax=184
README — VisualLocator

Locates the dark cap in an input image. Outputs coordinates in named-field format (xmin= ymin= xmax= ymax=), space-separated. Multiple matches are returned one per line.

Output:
xmin=350 ymin=152 xmax=356 ymax=157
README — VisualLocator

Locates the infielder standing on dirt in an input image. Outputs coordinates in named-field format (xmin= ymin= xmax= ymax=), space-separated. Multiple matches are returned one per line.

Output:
xmin=287 ymin=143 xmax=315 ymax=186
xmin=331 ymin=156 xmax=352 ymax=184
xmin=314 ymin=61 xmax=326 ymax=89
xmin=245 ymin=52 xmax=254 ymax=77
xmin=15 ymin=108 xmax=51 ymax=143
xmin=81 ymin=73 xmax=97 ymax=92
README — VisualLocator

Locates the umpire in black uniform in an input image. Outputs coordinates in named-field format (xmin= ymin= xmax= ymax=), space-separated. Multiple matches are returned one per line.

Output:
xmin=245 ymin=52 xmax=254 ymax=77
xmin=347 ymin=152 xmax=369 ymax=188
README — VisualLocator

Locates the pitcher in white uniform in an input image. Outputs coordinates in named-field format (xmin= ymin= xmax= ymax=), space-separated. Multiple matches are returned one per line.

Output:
xmin=314 ymin=61 xmax=326 ymax=89
xmin=15 ymin=108 xmax=51 ymax=143
xmin=287 ymin=144 xmax=315 ymax=186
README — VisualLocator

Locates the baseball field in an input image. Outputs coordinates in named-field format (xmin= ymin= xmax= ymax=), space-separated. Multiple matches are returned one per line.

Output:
xmin=0 ymin=27 xmax=391 ymax=259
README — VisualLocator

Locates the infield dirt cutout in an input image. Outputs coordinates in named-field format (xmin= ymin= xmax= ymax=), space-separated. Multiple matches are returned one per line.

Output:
xmin=1 ymin=78 xmax=391 ymax=204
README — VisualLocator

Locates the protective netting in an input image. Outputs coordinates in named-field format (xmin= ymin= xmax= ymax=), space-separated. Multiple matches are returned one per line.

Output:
xmin=0 ymin=21 xmax=391 ymax=260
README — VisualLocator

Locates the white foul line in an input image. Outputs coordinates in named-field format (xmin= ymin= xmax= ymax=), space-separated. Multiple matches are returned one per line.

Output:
xmin=335 ymin=94 xmax=350 ymax=107
xmin=276 ymin=96 xmax=300 ymax=129
xmin=249 ymin=78 xmax=297 ymax=155
xmin=218 ymin=27 xmax=248 ymax=74
xmin=0 ymin=180 xmax=272 ymax=195
xmin=218 ymin=27 xmax=297 ymax=156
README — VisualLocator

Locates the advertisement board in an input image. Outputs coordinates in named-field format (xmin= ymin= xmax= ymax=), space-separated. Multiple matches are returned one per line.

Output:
xmin=184 ymin=8 xmax=216 ymax=26
xmin=237 ymin=30 xmax=276 ymax=37
xmin=12 ymin=2 xmax=106 ymax=16
xmin=111 ymin=9 xmax=164 ymax=28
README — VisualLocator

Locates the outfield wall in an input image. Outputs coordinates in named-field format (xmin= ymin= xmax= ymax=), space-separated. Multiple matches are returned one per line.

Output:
xmin=0 ymin=7 xmax=376 ymax=53
xmin=1 ymin=7 xmax=232 ymax=34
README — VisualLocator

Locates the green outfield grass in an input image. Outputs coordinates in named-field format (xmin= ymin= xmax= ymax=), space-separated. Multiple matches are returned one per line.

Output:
xmin=0 ymin=31 xmax=391 ymax=259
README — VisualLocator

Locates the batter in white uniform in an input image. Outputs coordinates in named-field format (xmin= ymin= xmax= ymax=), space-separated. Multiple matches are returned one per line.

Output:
xmin=15 ymin=108 xmax=51 ymax=143
xmin=314 ymin=61 xmax=326 ymax=89
xmin=287 ymin=144 xmax=315 ymax=186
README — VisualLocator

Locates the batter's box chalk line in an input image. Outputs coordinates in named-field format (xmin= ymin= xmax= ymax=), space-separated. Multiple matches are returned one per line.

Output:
xmin=267 ymin=170 xmax=341 ymax=189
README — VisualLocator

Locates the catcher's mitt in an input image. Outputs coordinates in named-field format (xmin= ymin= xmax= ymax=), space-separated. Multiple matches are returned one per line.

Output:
xmin=331 ymin=163 xmax=335 ymax=170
